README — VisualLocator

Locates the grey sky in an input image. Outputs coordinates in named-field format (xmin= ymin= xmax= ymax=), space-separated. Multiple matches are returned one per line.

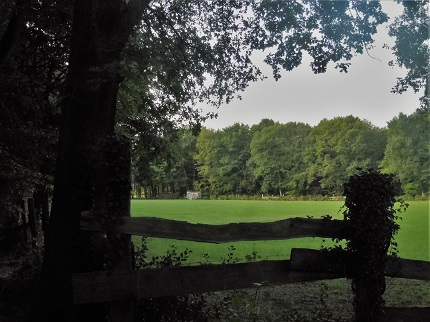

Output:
xmin=199 ymin=1 xmax=423 ymax=130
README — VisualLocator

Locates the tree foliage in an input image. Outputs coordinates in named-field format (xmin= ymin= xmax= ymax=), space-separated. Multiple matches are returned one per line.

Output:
xmin=389 ymin=0 xmax=429 ymax=107
xmin=131 ymin=129 xmax=198 ymax=198
xmin=305 ymin=116 xmax=387 ymax=195
xmin=0 ymin=0 xmax=70 ymax=225
xmin=250 ymin=122 xmax=311 ymax=195
xmin=191 ymin=116 xmax=390 ymax=198
xmin=148 ymin=111 xmax=426 ymax=199
xmin=381 ymin=107 xmax=430 ymax=196
xmin=195 ymin=124 xmax=253 ymax=196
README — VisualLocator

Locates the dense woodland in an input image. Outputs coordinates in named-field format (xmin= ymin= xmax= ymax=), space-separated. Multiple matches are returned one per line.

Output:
xmin=0 ymin=0 xmax=428 ymax=320
xmin=132 ymin=110 xmax=429 ymax=199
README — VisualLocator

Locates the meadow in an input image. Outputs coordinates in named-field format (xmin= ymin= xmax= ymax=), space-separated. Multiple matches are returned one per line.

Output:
xmin=130 ymin=200 xmax=429 ymax=264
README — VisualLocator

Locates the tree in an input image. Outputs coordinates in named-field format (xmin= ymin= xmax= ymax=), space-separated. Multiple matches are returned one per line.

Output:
xmin=34 ymin=1 xmax=148 ymax=320
xmin=130 ymin=129 xmax=198 ymax=198
xmin=381 ymin=108 xmax=430 ymax=196
xmin=250 ymin=118 xmax=277 ymax=134
xmin=0 ymin=0 xmax=70 ymax=229
xmin=0 ymin=0 xmax=25 ymax=65
xmin=305 ymin=116 xmax=387 ymax=195
xmin=168 ymin=130 xmax=199 ymax=196
xmin=195 ymin=124 xmax=254 ymax=197
xmin=217 ymin=123 xmax=254 ymax=195
xmin=195 ymin=128 xmax=222 ymax=196
xmin=250 ymin=122 xmax=311 ymax=196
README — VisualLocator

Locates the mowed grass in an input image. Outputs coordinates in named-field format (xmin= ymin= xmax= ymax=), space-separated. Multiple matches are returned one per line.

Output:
xmin=131 ymin=200 xmax=429 ymax=264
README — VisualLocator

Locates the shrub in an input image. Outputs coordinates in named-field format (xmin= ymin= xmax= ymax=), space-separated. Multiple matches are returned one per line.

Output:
xmin=134 ymin=238 xmax=209 ymax=321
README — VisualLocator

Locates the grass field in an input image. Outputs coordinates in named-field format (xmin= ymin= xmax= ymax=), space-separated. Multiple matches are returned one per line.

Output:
xmin=131 ymin=200 xmax=429 ymax=264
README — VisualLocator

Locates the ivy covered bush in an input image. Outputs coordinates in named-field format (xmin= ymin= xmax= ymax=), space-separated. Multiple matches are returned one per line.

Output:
xmin=342 ymin=169 xmax=408 ymax=322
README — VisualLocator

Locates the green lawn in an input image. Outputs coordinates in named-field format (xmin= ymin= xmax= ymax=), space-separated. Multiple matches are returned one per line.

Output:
xmin=131 ymin=200 xmax=429 ymax=264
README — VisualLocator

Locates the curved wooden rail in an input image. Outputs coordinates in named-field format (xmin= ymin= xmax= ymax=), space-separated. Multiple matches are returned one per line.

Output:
xmin=80 ymin=212 xmax=347 ymax=243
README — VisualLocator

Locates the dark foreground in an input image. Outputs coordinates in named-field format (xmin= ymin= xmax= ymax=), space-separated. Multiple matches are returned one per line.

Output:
xmin=1 ymin=249 xmax=429 ymax=322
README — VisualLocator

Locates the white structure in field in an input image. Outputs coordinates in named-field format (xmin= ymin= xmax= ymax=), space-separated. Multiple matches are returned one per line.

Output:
xmin=186 ymin=191 xmax=201 ymax=200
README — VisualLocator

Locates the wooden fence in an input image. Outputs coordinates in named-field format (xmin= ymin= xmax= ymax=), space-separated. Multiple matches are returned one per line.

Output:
xmin=74 ymin=213 xmax=430 ymax=320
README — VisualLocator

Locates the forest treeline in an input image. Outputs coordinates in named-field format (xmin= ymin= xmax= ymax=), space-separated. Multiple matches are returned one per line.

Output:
xmin=132 ymin=109 xmax=429 ymax=198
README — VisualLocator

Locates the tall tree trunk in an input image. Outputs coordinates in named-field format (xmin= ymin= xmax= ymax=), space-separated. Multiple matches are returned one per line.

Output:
xmin=0 ymin=0 xmax=25 ymax=66
xmin=33 ymin=1 xmax=148 ymax=321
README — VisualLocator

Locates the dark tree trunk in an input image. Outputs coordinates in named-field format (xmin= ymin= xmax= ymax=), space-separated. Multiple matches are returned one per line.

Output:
xmin=33 ymin=1 xmax=148 ymax=321
xmin=0 ymin=0 xmax=25 ymax=65
xmin=27 ymin=198 xmax=37 ymax=242
xmin=20 ymin=199 xmax=27 ymax=243
xmin=40 ymin=190 xmax=50 ymax=243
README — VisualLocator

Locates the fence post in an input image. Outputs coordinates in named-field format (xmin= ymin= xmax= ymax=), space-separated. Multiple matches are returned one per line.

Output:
xmin=92 ymin=136 xmax=133 ymax=322
xmin=107 ymin=138 xmax=133 ymax=322
xmin=343 ymin=169 xmax=406 ymax=322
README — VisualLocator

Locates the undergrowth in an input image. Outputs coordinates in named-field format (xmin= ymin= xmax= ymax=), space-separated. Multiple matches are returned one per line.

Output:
xmin=133 ymin=237 xmax=352 ymax=321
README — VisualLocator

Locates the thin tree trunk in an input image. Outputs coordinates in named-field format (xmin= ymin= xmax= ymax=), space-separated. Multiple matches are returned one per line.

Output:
xmin=0 ymin=0 xmax=25 ymax=66
xmin=20 ymin=199 xmax=27 ymax=243
xmin=27 ymin=198 xmax=37 ymax=245
xmin=40 ymin=191 xmax=50 ymax=243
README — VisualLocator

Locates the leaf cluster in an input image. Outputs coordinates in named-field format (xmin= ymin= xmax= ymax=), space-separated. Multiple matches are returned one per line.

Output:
xmin=389 ymin=0 xmax=429 ymax=107
xmin=380 ymin=107 xmax=430 ymax=196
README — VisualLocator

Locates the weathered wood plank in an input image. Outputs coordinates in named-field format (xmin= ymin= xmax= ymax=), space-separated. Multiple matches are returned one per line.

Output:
xmin=74 ymin=248 xmax=430 ymax=304
xmin=73 ymin=260 xmax=343 ymax=304
xmin=290 ymin=248 xmax=430 ymax=281
xmin=385 ymin=257 xmax=430 ymax=281
xmin=290 ymin=248 xmax=348 ymax=275
xmin=80 ymin=213 xmax=347 ymax=243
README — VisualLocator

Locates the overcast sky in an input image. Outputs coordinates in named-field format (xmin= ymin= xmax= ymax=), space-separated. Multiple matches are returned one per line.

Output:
xmin=199 ymin=1 xmax=423 ymax=130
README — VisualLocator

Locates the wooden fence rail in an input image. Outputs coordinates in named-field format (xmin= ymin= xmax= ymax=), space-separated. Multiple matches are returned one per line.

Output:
xmin=74 ymin=211 xmax=430 ymax=322
xmin=73 ymin=258 xmax=343 ymax=304
xmin=73 ymin=247 xmax=430 ymax=304
xmin=80 ymin=212 xmax=347 ymax=243
xmin=291 ymin=248 xmax=430 ymax=281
